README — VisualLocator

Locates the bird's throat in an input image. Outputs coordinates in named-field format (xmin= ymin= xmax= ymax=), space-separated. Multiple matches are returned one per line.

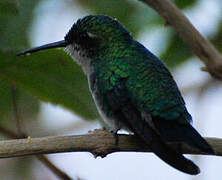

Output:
xmin=65 ymin=44 xmax=92 ymax=75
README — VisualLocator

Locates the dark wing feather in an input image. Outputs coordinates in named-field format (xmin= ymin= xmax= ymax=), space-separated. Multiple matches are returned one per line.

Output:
xmin=153 ymin=118 xmax=214 ymax=153
xmin=105 ymin=84 xmax=200 ymax=175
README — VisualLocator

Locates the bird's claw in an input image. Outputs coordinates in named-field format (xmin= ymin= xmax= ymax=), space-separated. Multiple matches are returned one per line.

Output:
xmin=110 ymin=130 xmax=119 ymax=146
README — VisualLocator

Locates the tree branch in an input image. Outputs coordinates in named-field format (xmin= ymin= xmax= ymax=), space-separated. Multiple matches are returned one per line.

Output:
xmin=140 ymin=0 xmax=222 ymax=79
xmin=0 ymin=125 xmax=73 ymax=180
xmin=0 ymin=129 xmax=220 ymax=158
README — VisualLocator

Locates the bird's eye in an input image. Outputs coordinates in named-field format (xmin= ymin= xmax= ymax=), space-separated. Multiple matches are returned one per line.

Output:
xmin=80 ymin=32 xmax=88 ymax=39
xmin=86 ymin=32 xmax=99 ymax=39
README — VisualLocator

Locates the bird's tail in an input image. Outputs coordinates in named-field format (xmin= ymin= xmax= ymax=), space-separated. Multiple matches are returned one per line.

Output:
xmin=153 ymin=119 xmax=214 ymax=154
xmin=116 ymin=95 xmax=201 ymax=175
xmin=132 ymin=122 xmax=200 ymax=175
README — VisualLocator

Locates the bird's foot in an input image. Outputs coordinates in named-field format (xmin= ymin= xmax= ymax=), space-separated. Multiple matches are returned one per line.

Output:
xmin=110 ymin=129 xmax=119 ymax=146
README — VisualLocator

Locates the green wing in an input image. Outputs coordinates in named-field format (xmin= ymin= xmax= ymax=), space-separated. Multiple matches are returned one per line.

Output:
xmin=127 ymin=56 xmax=192 ymax=123
xmin=101 ymin=55 xmax=192 ymax=124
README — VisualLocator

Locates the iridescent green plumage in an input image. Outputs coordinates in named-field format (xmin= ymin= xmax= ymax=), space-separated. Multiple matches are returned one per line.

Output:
xmin=90 ymin=34 xmax=211 ymax=152
xmin=93 ymin=42 xmax=189 ymax=122
xmin=17 ymin=15 xmax=214 ymax=175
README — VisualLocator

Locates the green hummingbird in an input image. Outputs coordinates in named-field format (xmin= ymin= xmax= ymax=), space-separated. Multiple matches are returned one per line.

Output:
xmin=17 ymin=15 xmax=214 ymax=175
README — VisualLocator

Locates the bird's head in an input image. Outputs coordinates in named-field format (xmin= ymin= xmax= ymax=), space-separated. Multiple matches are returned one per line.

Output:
xmin=17 ymin=15 xmax=131 ymax=60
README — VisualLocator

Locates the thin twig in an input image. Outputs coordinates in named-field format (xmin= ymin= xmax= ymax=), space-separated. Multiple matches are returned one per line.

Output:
xmin=11 ymin=87 xmax=24 ymax=136
xmin=0 ymin=129 xmax=220 ymax=158
xmin=36 ymin=155 xmax=72 ymax=180
xmin=0 ymin=126 xmax=19 ymax=139
xmin=140 ymin=0 xmax=222 ymax=79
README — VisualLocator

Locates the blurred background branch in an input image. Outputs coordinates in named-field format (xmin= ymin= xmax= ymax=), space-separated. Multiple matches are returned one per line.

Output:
xmin=140 ymin=0 xmax=222 ymax=79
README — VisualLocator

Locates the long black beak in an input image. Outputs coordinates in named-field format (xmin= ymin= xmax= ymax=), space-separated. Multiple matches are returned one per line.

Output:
xmin=16 ymin=40 xmax=68 ymax=56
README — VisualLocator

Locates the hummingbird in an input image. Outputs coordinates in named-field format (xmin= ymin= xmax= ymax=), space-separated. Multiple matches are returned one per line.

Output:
xmin=17 ymin=15 xmax=214 ymax=175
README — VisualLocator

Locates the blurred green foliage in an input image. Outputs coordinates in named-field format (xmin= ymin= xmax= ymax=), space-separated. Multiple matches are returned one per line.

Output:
xmin=160 ymin=33 xmax=192 ymax=68
xmin=0 ymin=0 xmax=40 ymax=125
xmin=0 ymin=79 xmax=39 ymax=122
xmin=0 ymin=50 xmax=98 ymax=119
xmin=0 ymin=1 xmax=38 ymax=50
xmin=174 ymin=0 xmax=198 ymax=9
xmin=212 ymin=23 xmax=222 ymax=53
